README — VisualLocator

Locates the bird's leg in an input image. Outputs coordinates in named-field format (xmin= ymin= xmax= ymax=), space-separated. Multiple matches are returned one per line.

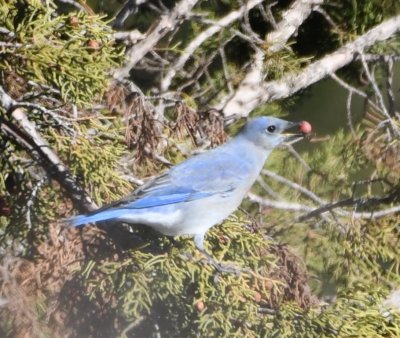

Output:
xmin=194 ymin=234 xmax=241 ymax=274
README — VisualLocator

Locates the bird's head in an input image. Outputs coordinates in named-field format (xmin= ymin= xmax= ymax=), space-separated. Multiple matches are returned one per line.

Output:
xmin=240 ymin=116 xmax=311 ymax=150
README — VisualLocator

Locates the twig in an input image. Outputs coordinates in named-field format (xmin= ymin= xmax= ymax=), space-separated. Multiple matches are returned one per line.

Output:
xmin=13 ymin=102 xmax=76 ymax=135
xmin=261 ymin=169 xmax=324 ymax=205
xmin=266 ymin=0 xmax=323 ymax=53
xmin=56 ymin=0 xmax=86 ymax=11
xmin=114 ymin=30 xmax=146 ymax=44
xmin=384 ymin=57 xmax=395 ymax=116
xmin=256 ymin=176 xmax=281 ymax=200
xmin=113 ymin=0 xmax=199 ymax=79
xmin=345 ymin=91 xmax=356 ymax=136
xmin=0 ymin=27 xmax=15 ymax=37
xmin=257 ymin=2 xmax=278 ymax=29
xmin=359 ymin=52 xmax=400 ymax=137
xmin=0 ymin=85 xmax=97 ymax=212
xmin=112 ymin=0 xmax=148 ymax=30
xmin=284 ymin=144 xmax=312 ymax=171
xmin=160 ymin=0 xmax=264 ymax=91
xmin=314 ymin=6 xmax=341 ymax=33
xmin=222 ymin=15 xmax=400 ymax=118
xmin=250 ymin=190 xmax=400 ymax=221
xmin=219 ymin=46 xmax=234 ymax=94
xmin=330 ymin=73 xmax=382 ymax=113
xmin=26 ymin=177 xmax=47 ymax=231
xmin=298 ymin=186 xmax=400 ymax=221
xmin=247 ymin=192 xmax=314 ymax=212
xmin=239 ymin=0 xmax=265 ymax=45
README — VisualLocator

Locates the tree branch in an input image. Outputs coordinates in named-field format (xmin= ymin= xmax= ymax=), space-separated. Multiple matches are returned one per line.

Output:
xmin=247 ymin=192 xmax=314 ymax=212
xmin=222 ymin=14 xmax=400 ymax=118
xmin=267 ymin=0 xmax=324 ymax=53
xmin=160 ymin=0 xmax=264 ymax=92
xmin=112 ymin=0 xmax=149 ymax=30
xmin=0 ymin=86 xmax=97 ymax=213
xmin=113 ymin=0 xmax=199 ymax=79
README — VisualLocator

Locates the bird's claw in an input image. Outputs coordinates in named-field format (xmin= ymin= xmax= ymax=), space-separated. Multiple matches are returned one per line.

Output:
xmin=199 ymin=250 xmax=242 ymax=275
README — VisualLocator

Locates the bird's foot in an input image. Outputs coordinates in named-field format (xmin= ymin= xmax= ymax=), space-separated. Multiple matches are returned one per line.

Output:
xmin=199 ymin=250 xmax=242 ymax=275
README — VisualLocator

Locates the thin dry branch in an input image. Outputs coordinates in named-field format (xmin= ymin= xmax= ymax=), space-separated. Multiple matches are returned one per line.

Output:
xmin=219 ymin=0 xmax=322 ymax=115
xmin=112 ymin=0 xmax=150 ymax=29
xmin=247 ymin=192 xmax=313 ymax=212
xmin=261 ymin=169 xmax=324 ymax=206
xmin=113 ymin=0 xmax=199 ymax=79
xmin=160 ymin=0 xmax=264 ymax=92
xmin=248 ymin=186 xmax=400 ymax=222
xmin=267 ymin=0 xmax=324 ymax=53
xmin=222 ymin=15 xmax=400 ymax=118
xmin=359 ymin=52 xmax=400 ymax=137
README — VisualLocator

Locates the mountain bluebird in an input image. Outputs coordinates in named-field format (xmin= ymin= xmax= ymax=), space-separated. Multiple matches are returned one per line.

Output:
xmin=66 ymin=116 xmax=310 ymax=268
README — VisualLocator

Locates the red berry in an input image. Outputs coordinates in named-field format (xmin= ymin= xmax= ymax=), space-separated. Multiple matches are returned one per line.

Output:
xmin=195 ymin=300 xmax=205 ymax=312
xmin=254 ymin=291 xmax=262 ymax=303
xmin=87 ymin=40 xmax=100 ymax=50
xmin=0 ymin=207 xmax=11 ymax=216
xmin=0 ymin=197 xmax=11 ymax=216
xmin=299 ymin=121 xmax=312 ymax=134
xmin=68 ymin=16 xmax=79 ymax=27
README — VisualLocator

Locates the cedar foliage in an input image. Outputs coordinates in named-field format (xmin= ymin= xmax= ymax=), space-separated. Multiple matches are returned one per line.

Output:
xmin=0 ymin=0 xmax=400 ymax=337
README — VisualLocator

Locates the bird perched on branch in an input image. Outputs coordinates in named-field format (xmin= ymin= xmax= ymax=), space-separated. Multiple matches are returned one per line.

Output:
xmin=66 ymin=116 xmax=311 ymax=270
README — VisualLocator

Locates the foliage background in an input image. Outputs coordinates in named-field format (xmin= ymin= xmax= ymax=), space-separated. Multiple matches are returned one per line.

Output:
xmin=0 ymin=0 xmax=400 ymax=337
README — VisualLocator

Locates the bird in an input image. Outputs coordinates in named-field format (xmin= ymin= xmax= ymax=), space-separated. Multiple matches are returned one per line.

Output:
xmin=66 ymin=116 xmax=311 ymax=269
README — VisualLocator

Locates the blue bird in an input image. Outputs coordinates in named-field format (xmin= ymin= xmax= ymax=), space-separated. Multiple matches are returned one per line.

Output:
xmin=66 ymin=116 xmax=309 ymax=268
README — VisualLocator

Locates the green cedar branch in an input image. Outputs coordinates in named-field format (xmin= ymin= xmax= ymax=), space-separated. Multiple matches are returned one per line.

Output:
xmin=0 ymin=85 xmax=97 ymax=213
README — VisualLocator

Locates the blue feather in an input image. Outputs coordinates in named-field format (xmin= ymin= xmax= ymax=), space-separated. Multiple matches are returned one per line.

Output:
xmin=65 ymin=191 xmax=212 ymax=227
xmin=127 ymin=191 xmax=211 ymax=209
xmin=66 ymin=209 xmax=125 ymax=227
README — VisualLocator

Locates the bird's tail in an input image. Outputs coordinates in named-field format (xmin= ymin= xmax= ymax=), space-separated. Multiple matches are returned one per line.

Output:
xmin=64 ymin=209 xmax=124 ymax=227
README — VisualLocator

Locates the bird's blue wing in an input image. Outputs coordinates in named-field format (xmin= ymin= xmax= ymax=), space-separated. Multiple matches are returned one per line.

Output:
xmin=126 ymin=190 xmax=211 ymax=209
xmin=88 ymin=143 xmax=251 ymax=213
xmin=167 ymin=143 xmax=253 ymax=193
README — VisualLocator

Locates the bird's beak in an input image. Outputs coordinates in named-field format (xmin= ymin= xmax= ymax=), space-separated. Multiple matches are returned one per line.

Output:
xmin=281 ymin=121 xmax=304 ymax=143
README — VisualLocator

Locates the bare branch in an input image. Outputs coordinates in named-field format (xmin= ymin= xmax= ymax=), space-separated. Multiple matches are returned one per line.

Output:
xmin=112 ymin=0 xmax=149 ymax=30
xmin=160 ymin=0 xmax=264 ymax=92
xmin=250 ymin=166 xmax=400 ymax=223
xmin=222 ymin=15 xmax=400 ymax=118
xmin=359 ymin=52 xmax=400 ymax=137
xmin=385 ymin=57 xmax=396 ymax=116
xmin=219 ymin=46 xmax=234 ymax=94
xmin=261 ymin=169 xmax=324 ymax=206
xmin=257 ymin=2 xmax=278 ymax=29
xmin=220 ymin=0 xmax=322 ymax=116
xmin=314 ymin=6 xmax=341 ymax=32
xmin=330 ymin=73 xmax=382 ymax=113
xmin=267 ymin=0 xmax=324 ymax=53
xmin=247 ymin=192 xmax=314 ymax=212
xmin=26 ymin=177 xmax=47 ymax=231
xmin=250 ymin=189 xmax=400 ymax=222
xmin=218 ymin=49 xmax=265 ymax=113
xmin=55 ymin=0 xmax=86 ymax=12
xmin=113 ymin=0 xmax=199 ymax=80
xmin=114 ymin=30 xmax=146 ymax=44
xmin=298 ymin=197 xmax=400 ymax=221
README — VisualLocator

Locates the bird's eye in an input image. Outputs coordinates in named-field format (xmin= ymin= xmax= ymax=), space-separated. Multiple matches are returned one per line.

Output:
xmin=267 ymin=125 xmax=276 ymax=133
